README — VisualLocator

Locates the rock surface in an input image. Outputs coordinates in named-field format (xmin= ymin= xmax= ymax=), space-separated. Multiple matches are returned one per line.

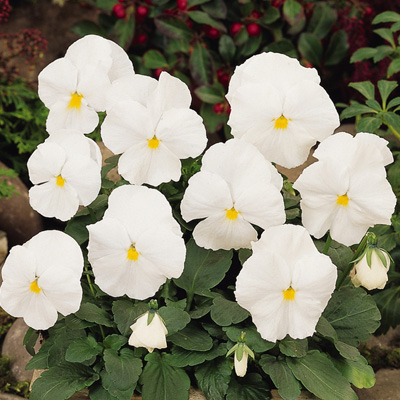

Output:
xmin=355 ymin=368 xmax=400 ymax=400
xmin=0 ymin=394 xmax=26 ymax=399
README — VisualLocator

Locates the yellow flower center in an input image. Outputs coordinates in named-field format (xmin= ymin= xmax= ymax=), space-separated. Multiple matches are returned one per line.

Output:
xmin=127 ymin=245 xmax=140 ymax=261
xmin=147 ymin=136 xmax=160 ymax=149
xmin=30 ymin=279 xmax=41 ymax=294
xmin=225 ymin=207 xmax=240 ymax=220
xmin=56 ymin=175 xmax=65 ymax=187
xmin=68 ymin=92 xmax=83 ymax=109
xmin=336 ymin=194 xmax=349 ymax=207
xmin=273 ymin=115 xmax=290 ymax=130
xmin=283 ymin=287 xmax=295 ymax=301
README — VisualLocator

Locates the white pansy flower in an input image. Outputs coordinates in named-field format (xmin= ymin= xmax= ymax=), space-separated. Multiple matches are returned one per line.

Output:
xmin=129 ymin=310 xmax=168 ymax=353
xmin=87 ymin=185 xmax=186 ymax=300
xmin=293 ymin=132 xmax=396 ymax=246
xmin=226 ymin=52 xmax=340 ymax=168
xmin=28 ymin=131 xmax=101 ymax=221
xmin=0 ymin=231 xmax=83 ymax=330
xmin=101 ymin=71 xmax=207 ymax=186
xmin=180 ymin=139 xmax=285 ymax=250
xmin=235 ymin=225 xmax=337 ymax=343
xmin=38 ymin=35 xmax=134 ymax=134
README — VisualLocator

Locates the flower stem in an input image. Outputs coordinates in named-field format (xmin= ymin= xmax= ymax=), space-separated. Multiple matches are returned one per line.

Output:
xmin=386 ymin=123 xmax=400 ymax=141
xmin=323 ymin=232 xmax=332 ymax=255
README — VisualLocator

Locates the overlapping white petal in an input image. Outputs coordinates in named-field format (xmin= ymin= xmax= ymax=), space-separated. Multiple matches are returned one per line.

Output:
xmin=235 ymin=225 xmax=337 ymax=342
xmin=87 ymin=185 xmax=186 ymax=300
xmin=38 ymin=34 xmax=134 ymax=134
xmin=226 ymin=52 xmax=339 ymax=168
xmin=0 ymin=231 xmax=83 ymax=330
xmin=181 ymin=139 xmax=285 ymax=250
xmin=28 ymin=131 xmax=101 ymax=221
xmin=101 ymin=71 xmax=207 ymax=186
xmin=293 ymin=132 xmax=396 ymax=246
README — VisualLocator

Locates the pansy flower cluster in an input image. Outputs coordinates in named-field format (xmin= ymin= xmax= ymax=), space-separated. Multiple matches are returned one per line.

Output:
xmin=0 ymin=34 xmax=396 ymax=400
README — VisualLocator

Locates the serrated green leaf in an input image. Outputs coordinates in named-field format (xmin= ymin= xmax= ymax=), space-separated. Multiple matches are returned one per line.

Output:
xmin=89 ymin=382 xmax=119 ymax=400
xmin=142 ymin=50 xmax=168 ymax=69
xmin=259 ymin=355 xmax=301 ymax=400
xmin=323 ymin=286 xmax=381 ymax=346
xmin=388 ymin=58 xmax=400 ymax=77
xmin=325 ymin=30 xmax=349 ymax=66
xmin=374 ymin=28 xmax=395 ymax=47
xmin=103 ymin=334 xmax=128 ymax=351
xmin=357 ymin=116 xmax=382 ymax=133
xmin=349 ymin=81 xmax=375 ymax=100
xmin=308 ymin=3 xmax=337 ymax=39
xmin=65 ymin=314 xmax=96 ymax=330
xmin=195 ymin=357 xmax=231 ymax=400
xmin=373 ymin=45 xmax=394 ymax=62
xmin=219 ymin=34 xmax=236 ymax=62
xmin=383 ymin=111 xmax=400 ymax=132
xmin=224 ymin=325 xmax=275 ymax=353
xmin=340 ymin=103 xmax=377 ymax=120
xmin=189 ymin=42 xmax=214 ymax=85
xmin=279 ymin=337 xmax=308 ymax=358
xmin=158 ymin=306 xmax=191 ymax=335
xmin=66 ymin=336 xmax=103 ymax=363
xmin=195 ymin=85 xmax=225 ymax=104
xmin=350 ymin=47 xmax=377 ymax=63
xmin=65 ymin=214 xmax=92 ymax=244
xmin=210 ymin=297 xmax=249 ymax=326
xmin=373 ymin=11 xmax=400 ymax=24
xmin=287 ymin=351 xmax=358 ymax=400
xmin=75 ymin=302 xmax=115 ymax=327
xmin=370 ymin=224 xmax=397 ymax=252
xmin=373 ymin=286 xmax=400 ymax=334
xmin=30 ymin=362 xmax=99 ymax=400
xmin=168 ymin=323 xmax=213 ymax=351
xmin=174 ymin=239 xmax=232 ymax=295
xmin=112 ymin=299 xmax=148 ymax=336
xmin=226 ymin=373 xmax=270 ymax=400
xmin=298 ymin=32 xmax=323 ymax=66
xmin=169 ymin=343 xmax=226 ymax=367
xmin=141 ymin=352 xmax=190 ymax=400
xmin=387 ymin=96 xmax=400 ymax=110
xmin=365 ymin=99 xmax=382 ymax=111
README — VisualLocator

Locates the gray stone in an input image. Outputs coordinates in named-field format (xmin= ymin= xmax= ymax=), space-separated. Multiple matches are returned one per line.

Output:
xmin=0 ymin=393 xmax=26 ymax=399
xmin=2 ymin=319 xmax=39 ymax=382
xmin=356 ymin=368 xmax=400 ymax=400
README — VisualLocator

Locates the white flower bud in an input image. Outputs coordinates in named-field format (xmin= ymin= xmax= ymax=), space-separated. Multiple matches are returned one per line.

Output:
xmin=234 ymin=349 xmax=249 ymax=377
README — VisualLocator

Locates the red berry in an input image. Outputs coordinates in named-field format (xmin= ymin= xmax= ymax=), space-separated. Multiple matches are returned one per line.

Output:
xmin=154 ymin=68 xmax=164 ymax=78
xmin=230 ymin=22 xmax=243 ymax=37
xmin=219 ymin=73 xmax=230 ymax=87
xmin=206 ymin=26 xmax=220 ymax=39
xmin=137 ymin=33 xmax=147 ymax=44
xmin=213 ymin=103 xmax=224 ymax=114
xmin=117 ymin=0 xmax=125 ymax=3
xmin=136 ymin=5 xmax=149 ymax=16
xmin=176 ymin=0 xmax=187 ymax=10
xmin=186 ymin=19 xmax=193 ymax=29
xmin=113 ymin=3 xmax=126 ymax=19
xmin=247 ymin=23 xmax=260 ymax=37
xmin=251 ymin=10 xmax=261 ymax=19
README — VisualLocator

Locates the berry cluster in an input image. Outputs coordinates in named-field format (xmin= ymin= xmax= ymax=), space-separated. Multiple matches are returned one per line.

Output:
xmin=0 ymin=0 xmax=11 ymax=24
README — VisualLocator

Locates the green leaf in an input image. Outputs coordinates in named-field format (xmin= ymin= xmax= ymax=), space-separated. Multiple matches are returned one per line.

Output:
xmin=103 ymin=334 xmax=128 ymax=351
xmin=298 ymin=32 xmax=323 ymax=66
xmin=349 ymin=81 xmax=375 ymax=100
xmin=104 ymin=348 xmax=142 ymax=392
xmin=65 ymin=336 xmax=103 ymax=363
xmin=187 ymin=11 xmax=226 ymax=32
xmin=238 ymin=248 xmax=252 ymax=265
xmin=158 ymin=306 xmax=191 ymax=336
xmin=224 ymin=326 xmax=274 ymax=352
xmin=379 ymin=79 xmax=399 ymax=104
xmin=75 ymin=302 xmax=115 ymax=328
xmin=340 ymin=103 xmax=377 ymax=120
xmin=365 ymin=99 xmax=382 ymax=111
xmin=141 ymin=352 xmax=190 ymax=400
xmin=323 ymin=286 xmax=381 ymax=346
xmin=373 ymin=286 xmax=400 ymax=334
xmin=226 ymin=373 xmax=270 ymax=400
xmin=169 ymin=343 xmax=227 ymax=367
xmin=26 ymin=339 xmax=53 ymax=370
xmin=113 ymin=16 xmax=135 ymax=48
xmin=263 ymin=39 xmax=297 ymax=57
xmin=168 ymin=323 xmax=213 ymax=351
xmin=370 ymin=224 xmax=397 ymax=252
xmin=283 ymin=0 xmax=303 ymax=26
xmin=373 ymin=11 xmax=400 ymax=24
xmin=259 ymin=355 xmax=301 ymax=400
xmin=154 ymin=15 xmax=192 ymax=40
xmin=142 ymin=50 xmax=168 ymax=69
xmin=325 ymin=30 xmax=349 ymax=66
xmin=279 ymin=337 xmax=308 ymax=358
xmin=238 ymin=34 xmax=262 ymax=58
xmin=189 ymin=42 xmax=214 ymax=85
xmin=174 ymin=239 xmax=232 ymax=295
xmin=350 ymin=47 xmax=377 ymax=63
xmin=287 ymin=351 xmax=358 ymax=400
xmin=71 ymin=20 xmax=106 ymax=37
xmin=112 ymin=299 xmax=148 ymax=336
xmin=30 ymin=362 xmax=99 ymax=400
xmin=219 ymin=34 xmax=236 ymax=62
xmin=308 ymin=3 xmax=337 ymax=39
xmin=388 ymin=58 xmax=400 ymax=77
xmin=210 ymin=297 xmax=249 ymax=326
xmin=201 ymin=0 xmax=227 ymax=18
xmin=259 ymin=7 xmax=280 ymax=25
xmin=374 ymin=28 xmax=395 ymax=47
xmin=65 ymin=214 xmax=92 ymax=244
xmin=387 ymin=96 xmax=400 ymax=110
xmin=89 ymin=382 xmax=119 ymax=400
xmin=23 ymin=327 xmax=38 ymax=356
xmin=194 ymin=85 xmax=225 ymax=104
xmin=200 ymin=102 xmax=228 ymax=134
xmin=195 ymin=357 xmax=231 ymax=400
xmin=357 ymin=116 xmax=382 ymax=133
xmin=330 ymin=354 xmax=375 ymax=389
xmin=373 ymin=45 xmax=394 ymax=62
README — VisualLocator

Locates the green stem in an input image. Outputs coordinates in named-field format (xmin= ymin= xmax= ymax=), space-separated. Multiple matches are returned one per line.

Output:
xmin=386 ymin=123 xmax=400 ymax=141
xmin=323 ymin=232 xmax=332 ymax=255
xmin=185 ymin=291 xmax=194 ymax=313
